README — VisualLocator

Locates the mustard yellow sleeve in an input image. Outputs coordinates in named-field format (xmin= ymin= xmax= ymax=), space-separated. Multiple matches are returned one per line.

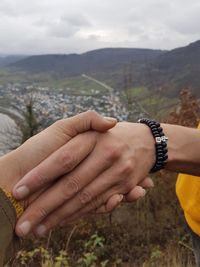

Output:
xmin=0 ymin=188 xmax=20 ymax=266
xmin=176 ymin=123 xmax=200 ymax=236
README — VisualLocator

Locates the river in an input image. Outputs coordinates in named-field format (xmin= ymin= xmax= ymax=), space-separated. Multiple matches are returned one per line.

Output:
xmin=0 ymin=113 xmax=21 ymax=156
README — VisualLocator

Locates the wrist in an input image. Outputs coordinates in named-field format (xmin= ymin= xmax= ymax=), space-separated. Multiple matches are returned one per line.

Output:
xmin=161 ymin=123 xmax=186 ymax=171
xmin=119 ymin=122 xmax=156 ymax=173
xmin=138 ymin=119 xmax=169 ymax=172
xmin=137 ymin=123 xmax=156 ymax=169
xmin=162 ymin=124 xmax=200 ymax=175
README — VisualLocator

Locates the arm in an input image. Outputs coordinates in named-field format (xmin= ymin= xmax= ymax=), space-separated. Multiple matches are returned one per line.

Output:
xmin=163 ymin=124 xmax=200 ymax=176
xmin=0 ymin=188 xmax=20 ymax=266
xmin=0 ymin=111 xmax=116 ymax=265
xmin=13 ymin=122 xmax=200 ymax=237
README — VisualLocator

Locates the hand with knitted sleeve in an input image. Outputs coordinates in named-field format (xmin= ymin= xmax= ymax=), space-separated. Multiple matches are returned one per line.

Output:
xmin=0 ymin=111 xmax=117 ymax=266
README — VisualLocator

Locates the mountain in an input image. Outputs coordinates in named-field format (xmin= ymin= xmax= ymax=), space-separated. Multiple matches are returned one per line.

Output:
xmin=154 ymin=40 xmax=200 ymax=95
xmin=3 ymin=40 xmax=200 ymax=97
xmin=156 ymin=40 xmax=200 ymax=70
xmin=9 ymin=48 xmax=164 ymax=75
xmin=0 ymin=55 xmax=27 ymax=68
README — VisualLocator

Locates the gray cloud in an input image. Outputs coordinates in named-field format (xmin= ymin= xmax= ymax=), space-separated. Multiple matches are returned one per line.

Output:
xmin=44 ymin=15 xmax=92 ymax=38
xmin=0 ymin=0 xmax=199 ymax=55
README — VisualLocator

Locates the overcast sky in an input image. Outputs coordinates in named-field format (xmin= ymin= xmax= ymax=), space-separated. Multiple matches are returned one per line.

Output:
xmin=0 ymin=0 xmax=200 ymax=55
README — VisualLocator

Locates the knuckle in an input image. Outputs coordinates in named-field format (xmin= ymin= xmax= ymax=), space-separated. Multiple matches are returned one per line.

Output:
xmin=78 ymin=190 xmax=92 ymax=204
xmin=86 ymin=110 xmax=98 ymax=118
xmin=53 ymin=119 xmax=63 ymax=128
xmin=37 ymin=206 xmax=48 ymax=220
xmin=29 ymin=206 xmax=48 ymax=222
xmin=90 ymin=195 xmax=104 ymax=210
xmin=120 ymin=177 xmax=134 ymax=192
xmin=103 ymin=145 xmax=122 ymax=162
xmin=118 ymin=160 xmax=133 ymax=176
xmin=34 ymin=169 xmax=49 ymax=186
xmin=124 ymin=182 xmax=133 ymax=192
xmin=59 ymin=149 xmax=75 ymax=171
xmin=61 ymin=177 xmax=79 ymax=200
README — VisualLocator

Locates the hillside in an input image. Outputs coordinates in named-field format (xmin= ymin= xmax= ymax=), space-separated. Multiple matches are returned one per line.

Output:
xmin=9 ymin=48 xmax=164 ymax=75
xmin=2 ymin=40 xmax=200 ymax=97
xmin=0 ymin=55 xmax=26 ymax=67
xmin=153 ymin=40 xmax=200 ymax=96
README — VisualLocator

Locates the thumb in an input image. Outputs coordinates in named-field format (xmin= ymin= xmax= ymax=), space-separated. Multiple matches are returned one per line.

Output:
xmin=54 ymin=110 xmax=117 ymax=137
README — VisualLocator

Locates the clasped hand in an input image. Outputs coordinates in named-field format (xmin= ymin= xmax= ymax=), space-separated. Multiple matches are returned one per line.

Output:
xmin=7 ymin=111 xmax=154 ymax=237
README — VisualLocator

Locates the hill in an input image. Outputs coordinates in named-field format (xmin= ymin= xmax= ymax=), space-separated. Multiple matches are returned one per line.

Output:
xmin=0 ymin=55 xmax=26 ymax=68
xmin=9 ymin=48 xmax=164 ymax=75
xmin=152 ymin=40 xmax=200 ymax=96
xmin=2 ymin=41 xmax=200 ymax=97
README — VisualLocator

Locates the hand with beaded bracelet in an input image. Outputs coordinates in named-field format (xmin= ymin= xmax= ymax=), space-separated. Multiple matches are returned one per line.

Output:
xmin=11 ymin=119 xmax=200 ymax=238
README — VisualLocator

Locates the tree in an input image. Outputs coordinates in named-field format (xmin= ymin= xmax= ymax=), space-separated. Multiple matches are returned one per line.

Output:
xmin=21 ymin=94 xmax=40 ymax=143
xmin=166 ymin=88 xmax=200 ymax=127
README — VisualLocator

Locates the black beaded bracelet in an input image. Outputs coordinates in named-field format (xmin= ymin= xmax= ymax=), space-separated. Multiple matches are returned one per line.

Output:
xmin=138 ymin=118 xmax=168 ymax=173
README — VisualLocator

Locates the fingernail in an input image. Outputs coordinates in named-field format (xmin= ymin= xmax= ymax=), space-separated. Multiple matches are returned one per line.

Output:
xmin=149 ymin=180 xmax=154 ymax=187
xmin=118 ymin=194 xmax=124 ymax=202
xmin=35 ymin=224 xmax=47 ymax=237
xmin=140 ymin=188 xmax=146 ymax=197
xmin=14 ymin=186 xmax=29 ymax=199
xmin=104 ymin=117 xmax=117 ymax=123
xmin=18 ymin=221 xmax=31 ymax=236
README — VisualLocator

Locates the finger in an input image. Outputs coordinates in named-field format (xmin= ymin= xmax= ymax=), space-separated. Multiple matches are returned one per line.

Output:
xmin=57 ymin=174 xmax=153 ymax=226
xmin=124 ymin=186 xmax=146 ymax=202
xmin=59 ymin=194 xmax=124 ymax=225
xmin=60 ymin=177 xmax=151 ymax=224
xmin=94 ymin=194 xmax=124 ymax=214
xmin=13 ymin=132 xmax=98 ymax=200
xmin=12 ymin=111 xmax=117 ymax=184
xmin=15 ymin=148 xmax=117 ymax=237
xmin=93 ymin=177 xmax=154 ymax=213
xmin=30 ymin=164 xmax=131 ymax=236
xmin=58 ymin=188 xmax=122 ymax=227
xmin=67 ymin=177 xmax=153 ymax=216
xmin=54 ymin=110 xmax=117 ymax=137
xmin=139 ymin=177 xmax=154 ymax=188
xmin=125 ymin=177 xmax=154 ymax=202
xmin=59 ymin=186 xmax=146 ymax=227
xmin=95 ymin=177 xmax=153 ymax=213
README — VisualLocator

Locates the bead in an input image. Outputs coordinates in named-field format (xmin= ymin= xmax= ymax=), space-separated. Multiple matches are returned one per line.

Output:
xmin=151 ymin=126 xmax=157 ymax=131
xmin=156 ymin=165 xmax=163 ymax=169
xmin=163 ymin=148 xmax=168 ymax=153
xmin=163 ymin=155 xmax=168 ymax=161
xmin=153 ymin=131 xmax=160 ymax=136
xmin=151 ymin=128 xmax=159 ymax=132
xmin=138 ymin=118 xmax=168 ymax=173
xmin=149 ymin=121 xmax=155 ymax=125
